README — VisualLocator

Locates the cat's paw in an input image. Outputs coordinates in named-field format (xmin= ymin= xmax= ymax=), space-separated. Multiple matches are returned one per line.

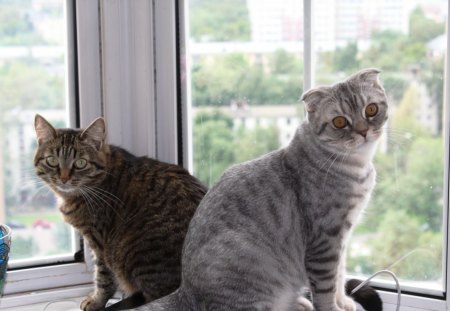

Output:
xmin=80 ymin=295 xmax=106 ymax=311
xmin=297 ymin=297 xmax=314 ymax=311
xmin=297 ymin=296 xmax=314 ymax=311
xmin=336 ymin=295 xmax=356 ymax=311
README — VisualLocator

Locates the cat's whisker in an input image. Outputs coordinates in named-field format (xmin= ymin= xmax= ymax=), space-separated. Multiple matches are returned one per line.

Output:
xmin=338 ymin=150 xmax=350 ymax=171
xmin=83 ymin=186 xmax=126 ymax=213
xmin=81 ymin=186 xmax=124 ymax=220
xmin=318 ymin=152 xmax=339 ymax=172
xmin=90 ymin=186 xmax=127 ymax=208
xmin=322 ymin=152 xmax=340 ymax=188
xmin=78 ymin=188 xmax=97 ymax=218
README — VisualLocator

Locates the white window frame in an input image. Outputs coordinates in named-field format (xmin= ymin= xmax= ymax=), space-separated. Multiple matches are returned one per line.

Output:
xmin=0 ymin=0 xmax=178 ymax=308
xmin=179 ymin=0 xmax=450 ymax=310
xmin=0 ymin=0 xmax=448 ymax=310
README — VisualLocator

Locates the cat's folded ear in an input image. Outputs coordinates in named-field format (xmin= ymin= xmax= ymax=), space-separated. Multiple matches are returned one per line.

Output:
xmin=350 ymin=68 xmax=382 ymax=88
xmin=80 ymin=117 xmax=107 ymax=150
xmin=35 ymin=114 xmax=57 ymax=145
xmin=301 ymin=87 xmax=330 ymax=113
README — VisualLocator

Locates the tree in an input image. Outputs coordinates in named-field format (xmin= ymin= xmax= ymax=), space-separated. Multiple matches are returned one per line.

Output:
xmin=189 ymin=0 xmax=251 ymax=42
xmin=192 ymin=52 xmax=303 ymax=107
xmin=193 ymin=110 xmax=282 ymax=186
xmin=234 ymin=125 xmax=279 ymax=163
xmin=193 ymin=110 xmax=235 ymax=186
xmin=409 ymin=7 xmax=445 ymax=44
xmin=0 ymin=61 xmax=64 ymax=111
xmin=0 ymin=1 xmax=48 ymax=45
xmin=369 ymin=209 xmax=441 ymax=281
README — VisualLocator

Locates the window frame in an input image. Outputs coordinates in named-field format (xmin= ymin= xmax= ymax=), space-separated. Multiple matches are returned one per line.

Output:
xmin=178 ymin=0 xmax=450 ymax=309
xmin=1 ymin=0 xmax=449 ymax=309
xmin=1 ymin=0 xmax=179 ymax=308
xmin=1 ymin=0 xmax=97 ymax=304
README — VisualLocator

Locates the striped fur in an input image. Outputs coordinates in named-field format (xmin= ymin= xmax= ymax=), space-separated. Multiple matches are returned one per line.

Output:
xmin=33 ymin=116 xmax=207 ymax=311
xmin=136 ymin=69 xmax=387 ymax=311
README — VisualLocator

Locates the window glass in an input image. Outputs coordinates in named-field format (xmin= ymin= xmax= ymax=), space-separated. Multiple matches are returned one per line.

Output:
xmin=0 ymin=0 xmax=76 ymax=266
xmin=313 ymin=0 xmax=447 ymax=292
xmin=187 ymin=0 xmax=304 ymax=186
xmin=185 ymin=0 xmax=447 ymax=294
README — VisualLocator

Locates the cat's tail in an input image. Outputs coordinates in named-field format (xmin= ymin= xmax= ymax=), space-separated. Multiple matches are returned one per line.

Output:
xmin=346 ymin=279 xmax=383 ymax=311
xmin=131 ymin=289 xmax=185 ymax=311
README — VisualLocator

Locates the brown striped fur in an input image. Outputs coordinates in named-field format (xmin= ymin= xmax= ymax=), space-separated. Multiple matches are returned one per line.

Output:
xmin=33 ymin=115 xmax=206 ymax=311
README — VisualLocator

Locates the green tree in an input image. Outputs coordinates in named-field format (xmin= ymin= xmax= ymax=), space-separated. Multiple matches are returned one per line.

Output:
xmin=269 ymin=49 xmax=303 ymax=75
xmin=410 ymin=7 xmax=445 ymax=44
xmin=370 ymin=209 xmax=441 ymax=281
xmin=391 ymin=84 xmax=430 ymax=142
xmin=192 ymin=53 xmax=303 ymax=107
xmin=0 ymin=61 xmax=64 ymax=111
xmin=189 ymin=0 xmax=250 ymax=42
xmin=193 ymin=110 xmax=235 ymax=186
xmin=193 ymin=111 xmax=282 ymax=186
xmin=0 ymin=1 xmax=48 ymax=45
xmin=234 ymin=125 xmax=279 ymax=163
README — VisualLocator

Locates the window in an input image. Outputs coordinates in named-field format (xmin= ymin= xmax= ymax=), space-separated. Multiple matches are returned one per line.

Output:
xmin=1 ymin=0 xmax=449 ymax=309
xmin=185 ymin=0 xmax=304 ymax=186
xmin=0 ymin=1 xmax=97 ymax=303
xmin=0 ymin=0 xmax=78 ymax=269
xmin=182 ymin=0 xmax=448 ymax=302
xmin=312 ymin=0 xmax=448 ymax=296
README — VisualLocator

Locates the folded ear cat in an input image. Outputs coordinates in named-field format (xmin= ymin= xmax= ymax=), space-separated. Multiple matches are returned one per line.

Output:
xmin=34 ymin=115 xmax=207 ymax=311
xmin=136 ymin=68 xmax=387 ymax=311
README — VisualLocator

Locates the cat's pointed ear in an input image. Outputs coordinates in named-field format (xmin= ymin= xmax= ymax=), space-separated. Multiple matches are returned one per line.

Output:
xmin=80 ymin=117 xmax=106 ymax=149
xmin=34 ymin=114 xmax=57 ymax=145
xmin=301 ymin=87 xmax=330 ymax=113
xmin=350 ymin=68 xmax=382 ymax=88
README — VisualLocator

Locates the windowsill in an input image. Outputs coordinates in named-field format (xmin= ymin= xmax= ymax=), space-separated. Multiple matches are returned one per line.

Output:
xmin=0 ymin=284 xmax=94 ymax=310
xmin=0 ymin=285 xmax=443 ymax=311
xmin=0 ymin=297 xmax=85 ymax=311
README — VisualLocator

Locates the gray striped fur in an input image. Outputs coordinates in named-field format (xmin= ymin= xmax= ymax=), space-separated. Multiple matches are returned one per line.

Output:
xmin=139 ymin=68 xmax=388 ymax=311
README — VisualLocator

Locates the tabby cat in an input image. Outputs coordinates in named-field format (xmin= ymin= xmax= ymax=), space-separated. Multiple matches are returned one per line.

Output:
xmin=33 ymin=115 xmax=207 ymax=311
xmin=135 ymin=68 xmax=387 ymax=311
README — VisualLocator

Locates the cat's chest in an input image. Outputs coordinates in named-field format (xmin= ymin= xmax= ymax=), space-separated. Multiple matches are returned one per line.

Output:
xmin=58 ymin=196 xmax=113 ymax=247
xmin=310 ymin=165 xmax=375 ymax=229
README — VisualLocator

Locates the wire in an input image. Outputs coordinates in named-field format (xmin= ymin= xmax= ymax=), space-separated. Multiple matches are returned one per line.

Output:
xmin=42 ymin=299 xmax=78 ymax=311
xmin=350 ymin=269 xmax=401 ymax=311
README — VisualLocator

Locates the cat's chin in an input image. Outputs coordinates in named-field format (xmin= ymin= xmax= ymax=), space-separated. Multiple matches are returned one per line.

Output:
xmin=55 ymin=185 xmax=77 ymax=194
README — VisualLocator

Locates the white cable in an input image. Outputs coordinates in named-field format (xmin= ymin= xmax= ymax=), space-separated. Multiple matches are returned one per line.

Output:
xmin=42 ymin=299 xmax=78 ymax=311
xmin=350 ymin=269 xmax=401 ymax=311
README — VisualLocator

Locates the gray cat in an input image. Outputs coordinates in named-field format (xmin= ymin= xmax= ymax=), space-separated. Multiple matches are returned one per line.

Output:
xmin=136 ymin=68 xmax=387 ymax=311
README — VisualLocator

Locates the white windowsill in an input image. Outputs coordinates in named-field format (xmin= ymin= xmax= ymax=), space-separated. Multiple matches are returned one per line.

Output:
xmin=0 ymin=285 xmax=444 ymax=311
xmin=0 ymin=284 xmax=93 ymax=310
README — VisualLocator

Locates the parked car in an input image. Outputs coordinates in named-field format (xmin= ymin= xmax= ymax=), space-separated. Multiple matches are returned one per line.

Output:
xmin=32 ymin=219 xmax=52 ymax=229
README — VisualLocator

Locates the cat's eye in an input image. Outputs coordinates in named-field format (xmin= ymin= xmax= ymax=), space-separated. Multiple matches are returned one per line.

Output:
xmin=365 ymin=103 xmax=378 ymax=117
xmin=46 ymin=156 xmax=59 ymax=168
xmin=332 ymin=116 xmax=348 ymax=129
xmin=74 ymin=159 xmax=88 ymax=169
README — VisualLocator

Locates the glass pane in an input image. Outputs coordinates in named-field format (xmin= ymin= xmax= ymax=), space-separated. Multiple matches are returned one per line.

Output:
xmin=0 ymin=0 xmax=76 ymax=265
xmin=313 ymin=0 xmax=447 ymax=292
xmin=186 ymin=0 xmax=304 ymax=186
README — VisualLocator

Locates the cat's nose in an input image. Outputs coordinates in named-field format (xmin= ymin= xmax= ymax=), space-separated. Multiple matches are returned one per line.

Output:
xmin=60 ymin=170 xmax=71 ymax=184
xmin=354 ymin=121 xmax=368 ymax=138
xmin=359 ymin=129 xmax=368 ymax=138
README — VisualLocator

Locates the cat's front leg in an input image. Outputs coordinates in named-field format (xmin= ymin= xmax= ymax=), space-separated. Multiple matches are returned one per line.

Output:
xmin=335 ymin=247 xmax=356 ymax=311
xmin=307 ymin=252 xmax=345 ymax=311
xmin=81 ymin=258 xmax=117 ymax=311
